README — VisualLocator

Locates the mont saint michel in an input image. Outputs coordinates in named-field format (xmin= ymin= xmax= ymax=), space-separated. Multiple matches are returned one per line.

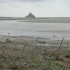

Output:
xmin=25 ymin=12 xmax=35 ymax=19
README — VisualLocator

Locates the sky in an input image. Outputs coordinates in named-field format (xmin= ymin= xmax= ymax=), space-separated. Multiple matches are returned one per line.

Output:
xmin=0 ymin=0 xmax=70 ymax=17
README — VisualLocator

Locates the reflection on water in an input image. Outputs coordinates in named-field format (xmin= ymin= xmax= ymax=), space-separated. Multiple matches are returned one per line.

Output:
xmin=0 ymin=20 xmax=70 ymax=40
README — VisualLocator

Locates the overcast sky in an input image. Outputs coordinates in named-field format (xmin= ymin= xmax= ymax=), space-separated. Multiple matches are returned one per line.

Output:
xmin=0 ymin=0 xmax=70 ymax=17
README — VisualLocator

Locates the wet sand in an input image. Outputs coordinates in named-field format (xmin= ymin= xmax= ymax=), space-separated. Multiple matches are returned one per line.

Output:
xmin=21 ymin=18 xmax=70 ymax=23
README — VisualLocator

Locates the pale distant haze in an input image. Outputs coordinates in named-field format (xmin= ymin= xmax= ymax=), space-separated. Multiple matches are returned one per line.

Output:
xmin=0 ymin=0 xmax=70 ymax=17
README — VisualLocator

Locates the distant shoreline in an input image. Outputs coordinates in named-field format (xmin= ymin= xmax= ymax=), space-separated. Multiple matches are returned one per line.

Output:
xmin=0 ymin=17 xmax=70 ymax=23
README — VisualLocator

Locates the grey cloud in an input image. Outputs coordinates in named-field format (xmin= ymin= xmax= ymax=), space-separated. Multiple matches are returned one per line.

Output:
xmin=0 ymin=0 xmax=45 ymax=3
xmin=0 ymin=0 xmax=69 ymax=3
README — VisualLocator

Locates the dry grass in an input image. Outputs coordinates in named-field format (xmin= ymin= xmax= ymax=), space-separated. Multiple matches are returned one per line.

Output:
xmin=0 ymin=37 xmax=70 ymax=70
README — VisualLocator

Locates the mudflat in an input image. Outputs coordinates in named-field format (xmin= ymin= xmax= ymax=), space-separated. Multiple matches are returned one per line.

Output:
xmin=21 ymin=18 xmax=70 ymax=23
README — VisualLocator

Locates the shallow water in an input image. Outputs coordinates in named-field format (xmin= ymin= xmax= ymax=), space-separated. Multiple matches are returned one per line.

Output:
xmin=0 ymin=20 xmax=70 ymax=40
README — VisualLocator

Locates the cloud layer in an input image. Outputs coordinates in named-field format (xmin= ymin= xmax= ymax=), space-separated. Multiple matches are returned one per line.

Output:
xmin=0 ymin=0 xmax=45 ymax=3
xmin=0 ymin=0 xmax=70 ymax=17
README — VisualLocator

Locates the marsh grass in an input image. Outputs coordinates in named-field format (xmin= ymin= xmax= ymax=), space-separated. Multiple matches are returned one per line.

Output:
xmin=0 ymin=37 xmax=70 ymax=70
xmin=58 ymin=37 xmax=64 ymax=52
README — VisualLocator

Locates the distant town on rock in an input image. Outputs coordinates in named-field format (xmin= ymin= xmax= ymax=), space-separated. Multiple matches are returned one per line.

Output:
xmin=25 ymin=12 xmax=35 ymax=19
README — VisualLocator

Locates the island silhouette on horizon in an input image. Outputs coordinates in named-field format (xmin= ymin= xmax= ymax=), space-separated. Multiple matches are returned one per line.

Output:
xmin=24 ymin=12 xmax=35 ymax=19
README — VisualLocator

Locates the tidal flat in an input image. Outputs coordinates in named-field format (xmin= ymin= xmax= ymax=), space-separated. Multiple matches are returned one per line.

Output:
xmin=0 ymin=20 xmax=70 ymax=70
xmin=0 ymin=35 xmax=70 ymax=70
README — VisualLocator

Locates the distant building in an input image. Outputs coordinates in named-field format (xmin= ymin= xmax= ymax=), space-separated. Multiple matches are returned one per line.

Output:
xmin=25 ymin=12 xmax=35 ymax=19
